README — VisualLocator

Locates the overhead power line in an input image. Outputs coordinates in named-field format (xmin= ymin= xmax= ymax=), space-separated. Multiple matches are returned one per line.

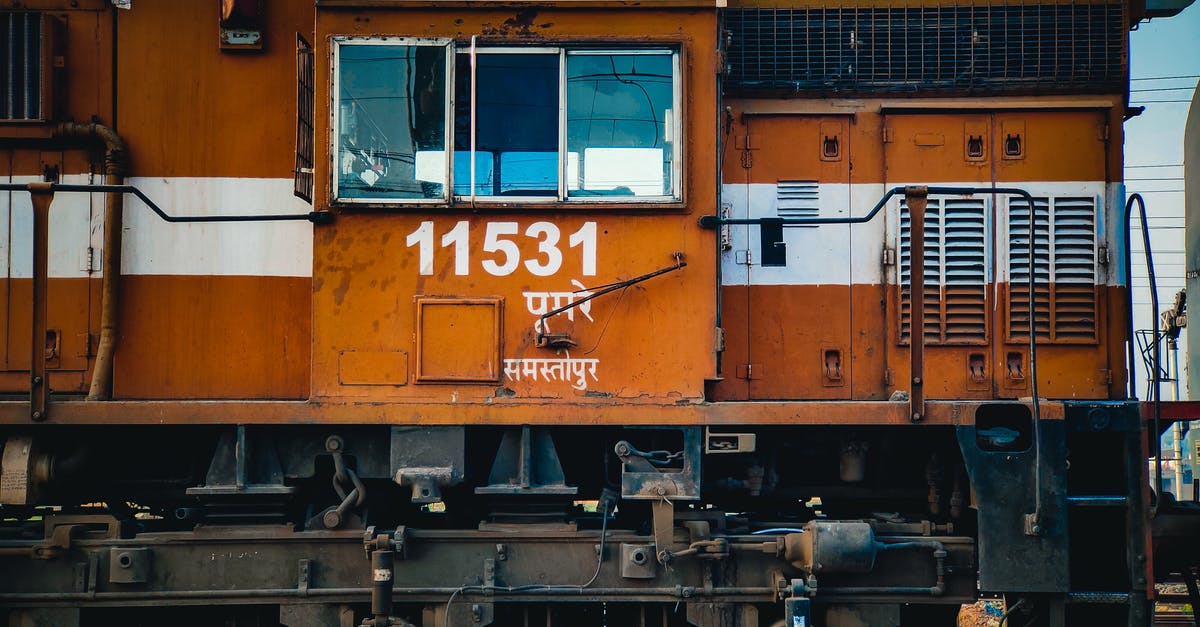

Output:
xmin=1130 ymin=74 xmax=1200 ymax=81
xmin=1131 ymin=86 xmax=1198 ymax=93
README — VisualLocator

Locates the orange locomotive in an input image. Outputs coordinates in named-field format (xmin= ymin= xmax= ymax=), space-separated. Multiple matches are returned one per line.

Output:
xmin=0 ymin=1 xmax=1185 ymax=626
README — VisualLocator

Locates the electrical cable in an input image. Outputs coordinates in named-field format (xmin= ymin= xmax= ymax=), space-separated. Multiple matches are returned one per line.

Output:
xmin=998 ymin=597 xmax=1026 ymax=627
xmin=443 ymin=502 xmax=610 ymax=627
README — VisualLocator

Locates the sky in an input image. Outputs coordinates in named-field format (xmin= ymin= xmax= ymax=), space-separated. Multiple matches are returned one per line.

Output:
xmin=1125 ymin=4 xmax=1199 ymax=401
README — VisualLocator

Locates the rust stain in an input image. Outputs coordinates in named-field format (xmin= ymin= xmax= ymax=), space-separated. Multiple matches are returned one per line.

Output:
xmin=481 ymin=8 xmax=545 ymax=38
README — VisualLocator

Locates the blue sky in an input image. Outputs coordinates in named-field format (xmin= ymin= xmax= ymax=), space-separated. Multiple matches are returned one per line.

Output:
xmin=1126 ymin=4 xmax=1197 ymax=401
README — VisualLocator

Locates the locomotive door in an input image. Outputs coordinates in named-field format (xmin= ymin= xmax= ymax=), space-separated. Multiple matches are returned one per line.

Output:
xmin=717 ymin=114 xmax=853 ymax=400
xmin=882 ymin=110 xmax=1111 ymax=399
xmin=0 ymin=149 xmax=98 ymax=394
xmin=882 ymin=113 xmax=995 ymax=400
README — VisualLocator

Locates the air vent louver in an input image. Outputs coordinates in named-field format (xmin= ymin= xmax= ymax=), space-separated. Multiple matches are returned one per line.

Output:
xmin=0 ymin=12 xmax=45 ymax=121
xmin=1008 ymin=196 xmax=1098 ymax=342
xmin=899 ymin=197 xmax=988 ymax=345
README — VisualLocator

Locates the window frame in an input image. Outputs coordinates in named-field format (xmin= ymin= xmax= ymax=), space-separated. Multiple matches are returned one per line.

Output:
xmin=329 ymin=38 xmax=683 ymax=207
xmin=454 ymin=46 xmax=564 ymax=203
xmin=330 ymin=36 xmax=456 ymax=205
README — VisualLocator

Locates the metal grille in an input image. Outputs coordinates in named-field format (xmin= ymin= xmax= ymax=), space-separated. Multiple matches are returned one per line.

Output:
xmin=776 ymin=180 xmax=818 ymax=226
xmin=0 ymin=12 xmax=44 ymax=121
xmin=900 ymin=197 xmax=988 ymax=345
xmin=1008 ymin=196 xmax=1098 ymax=342
xmin=725 ymin=4 xmax=1126 ymax=94
xmin=294 ymin=34 xmax=314 ymax=203
xmin=899 ymin=200 xmax=942 ymax=344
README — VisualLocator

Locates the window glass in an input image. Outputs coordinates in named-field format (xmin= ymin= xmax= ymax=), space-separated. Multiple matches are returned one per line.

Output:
xmin=336 ymin=43 xmax=447 ymax=200
xmin=566 ymin=53 xmax=675 ymax=198
xmin=454 ymin=52 xmax=560 ymax=197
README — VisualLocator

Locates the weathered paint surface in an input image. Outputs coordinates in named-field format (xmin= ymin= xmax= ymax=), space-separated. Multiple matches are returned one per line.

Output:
xmin=0 ymin=1 xmax=1135 ymax=418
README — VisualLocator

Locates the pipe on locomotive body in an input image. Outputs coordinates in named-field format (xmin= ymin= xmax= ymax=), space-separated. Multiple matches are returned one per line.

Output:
xmin=53 ymin=122 xmax=129 ymax=401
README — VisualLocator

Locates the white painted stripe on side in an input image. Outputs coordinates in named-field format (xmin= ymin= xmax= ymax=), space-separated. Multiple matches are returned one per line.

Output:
xmin=1106 ymin=182 xmax=1127 ymax=287
xmin=721 ymin=181 xmax=1112 ymax=287
xmin=1 ymin=174 xmax=100 ymax=279
xmin=123 ymin=177 xmax=312 ymax=277
xmin=1 ymin=176 xmax=313 ymax=278
xmin=720 ymin=183 xmax=855 ymax=286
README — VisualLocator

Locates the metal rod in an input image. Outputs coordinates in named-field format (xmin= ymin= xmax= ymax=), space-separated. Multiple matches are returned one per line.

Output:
xmin=0 ymin=586 xmax=775 ymax=602
xmin=28 ymin=183 xmax=53 ymax=421
xmin=538 ymin=258 xmax=687 ymax=332
xmin=0 ymin=183 xmax=330 ymax=224
xmin=906 ymin=187 xmax=927 ymax=423
xmin=1126 ymin=193 xmax=1162 ymax=509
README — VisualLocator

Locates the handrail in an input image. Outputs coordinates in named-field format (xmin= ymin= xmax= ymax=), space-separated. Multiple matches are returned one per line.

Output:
xmin=4 ymin=181 xmax=332 ymax=423
xmin=0 ymin=182 xmax=333 ymax=224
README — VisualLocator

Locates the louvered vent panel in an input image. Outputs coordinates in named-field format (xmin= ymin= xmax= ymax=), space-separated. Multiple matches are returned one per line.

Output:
xmin=1008 ymin=197 xmax=1054 ymax=341
xmin=1051 ymin=197 xmax=1098 ymax=340
xmin=776 ymin=180 xmax=818 ymax=227
xmin=0 ymin=12 xmax=44 ymax=121
xmin=725 ymin=4 xmax=1126 ymax=95
xmin=942 ymin=198 xmax=988 ymax=343
xmin=294 ymin=34 xmax=315 ymax=203
xmin=899 ymin=199 xmax=942 ymax=344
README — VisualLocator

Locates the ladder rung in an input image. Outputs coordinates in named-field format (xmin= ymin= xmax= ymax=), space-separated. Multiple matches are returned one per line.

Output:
xmin=1067 ymin=591 xmax=1132 ymax=604
xmin=1067 ymin=495 xmax=1128 ymax=506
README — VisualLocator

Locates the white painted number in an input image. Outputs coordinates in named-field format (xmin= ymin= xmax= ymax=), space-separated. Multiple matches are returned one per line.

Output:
xmin=405 ymin=221 xmax=434 ymax=275
xmin=568 ymin=222 xmax=597 ymax=277
xmin=481 ymin=222 xmax=521 ymax=276
xmin=404 ymin=221 xmax=598 ymax=277
xmin=524 ymin=222 xmax=563 ymax=277
xmin=441 ymin=220 xmax=470 ymax=276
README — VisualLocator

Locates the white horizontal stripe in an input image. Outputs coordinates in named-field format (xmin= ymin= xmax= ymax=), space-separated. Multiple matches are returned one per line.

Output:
xmin=1 ymin=174 xmax=101 ymax=279
xmin=1 ymin=176 xmax=312 ymax=278
xmin=122 ymin=177 xmax=312 ymax=277
xmin=721 ymin=181 xmax=1116 ymax=286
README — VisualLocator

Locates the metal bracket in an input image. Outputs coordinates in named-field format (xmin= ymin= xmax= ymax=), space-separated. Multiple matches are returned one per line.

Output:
xmin=616 ymin=428 xmax=702 ymax=501
xmin=186 ymin=425 xmax=296 ymax=497
xmin=108 ymin=547 xmax=151 ymax=584
xmin=475 ymin=426 xmax=577 ymax=496
xmin=652 ymin=500 xmax=677 ymax=565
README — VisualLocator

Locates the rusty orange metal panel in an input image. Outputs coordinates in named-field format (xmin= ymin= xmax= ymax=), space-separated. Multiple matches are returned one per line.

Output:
xmin=115 ymin=0 xmax=315 ymax=178
xmin=338 ymin=350 xmax=409 ymax=386
xmin=113 ymin=275 xmax=310 ymax=400
xmin=994 ymin=111 xmax=1108 ymax=182
xmin=0 ymin=278 xmax=93 ymax=382
xmin=884 ymin=113 xmax=992 ymax=184
xmin=308 ymin=7 xmax=719 ymax=407
xmin=414 ymin=297 xmax=502 ymax=383
xmin=0 ymin=398 xmax=1065 ymax=427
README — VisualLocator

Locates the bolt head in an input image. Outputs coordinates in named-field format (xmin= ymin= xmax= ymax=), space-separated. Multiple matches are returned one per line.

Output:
xmin=323 ymin=511 xmax=342 ymax=528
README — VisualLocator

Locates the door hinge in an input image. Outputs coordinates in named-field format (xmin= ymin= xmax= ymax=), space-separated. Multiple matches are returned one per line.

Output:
xmin=1098 ymin=244 xmax=1110 ymax=265
xmin=714 ymin=327 xmax=726 ymax=352
xmin=735 ymin=249 xmax=753 ymax=265
xmin=1100 ymin=369 xmax=1113 ymax=385
xmin=882 ymin=127 xmax=894 ymax=143
xmin=882 ymin=247 xmax=896 ymax=266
